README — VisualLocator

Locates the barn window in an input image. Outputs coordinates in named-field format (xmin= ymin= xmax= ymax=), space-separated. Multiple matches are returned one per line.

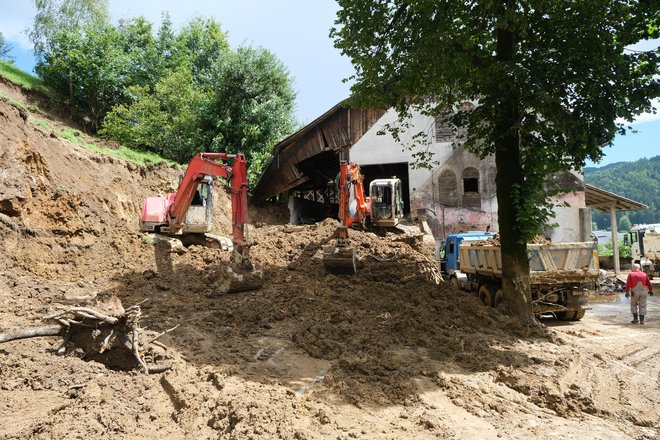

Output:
xmin=434 ymin=112 xmax=455 ymax=143
xmin=462 ymin=167 xmax=481 ymax=208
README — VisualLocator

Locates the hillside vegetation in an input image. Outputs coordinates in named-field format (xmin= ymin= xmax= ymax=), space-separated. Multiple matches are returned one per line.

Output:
xmin=585 ymin=155 xmax=660 ymax=228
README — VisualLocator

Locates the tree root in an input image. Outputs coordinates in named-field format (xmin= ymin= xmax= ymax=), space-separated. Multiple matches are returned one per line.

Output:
xmin=0 ymin=302 xmax=173 ymax=374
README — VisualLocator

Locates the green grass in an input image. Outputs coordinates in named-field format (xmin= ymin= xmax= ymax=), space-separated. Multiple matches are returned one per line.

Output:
xmin=56 ymin=127 xmax=177 ymax=167
xmin=31 ymin=117 xmax=52 ymax=130
xmin=1 ymin=61 xmax=178 ymax=168
xmin=0 ymin=61 xmax=50 ymax=95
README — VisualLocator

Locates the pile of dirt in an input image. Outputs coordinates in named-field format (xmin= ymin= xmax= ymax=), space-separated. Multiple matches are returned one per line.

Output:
xmin=1 ymin=84 xmax=659 ymax=439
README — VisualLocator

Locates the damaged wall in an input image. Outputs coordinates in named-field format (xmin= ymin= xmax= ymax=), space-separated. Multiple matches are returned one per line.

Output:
xmin=349 ymin=108 xmax=587 ymax=242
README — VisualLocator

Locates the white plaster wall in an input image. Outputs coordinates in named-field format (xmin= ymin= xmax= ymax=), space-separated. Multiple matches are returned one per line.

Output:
xmin=547 ymin=185 xmax=587 ymax=242
xmin=350 ymin=109 xmax=455 ymax=194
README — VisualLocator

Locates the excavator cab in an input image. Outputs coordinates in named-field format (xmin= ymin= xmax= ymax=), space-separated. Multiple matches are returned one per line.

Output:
xmin=369 ymin=178 xmax=403 ymax=228
xmin=182 ymin=176 xmax=213 ymax=233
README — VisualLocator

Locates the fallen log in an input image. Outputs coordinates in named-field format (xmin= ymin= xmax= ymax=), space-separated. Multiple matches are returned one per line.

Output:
xmin=0 ymin=325 xmax=62 ymax=343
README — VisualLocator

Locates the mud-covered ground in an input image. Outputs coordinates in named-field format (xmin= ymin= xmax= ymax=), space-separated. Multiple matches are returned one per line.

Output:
xmin=1 ymin=79 xmax=659 ymax=439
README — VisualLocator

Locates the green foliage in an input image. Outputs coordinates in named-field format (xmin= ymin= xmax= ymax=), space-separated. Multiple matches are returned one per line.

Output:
xmin=175 ymin=17 xmax=230 ymax=80
xmin=598 ymin=240 xmax=631 ymax=259
xmin=36 ymin=24 xmax=133 ymax=131
xmin=0 ymin=61 xmax=50 ymax=94
xmin=51 ymin=126 xmax=174 ymax=167
xmin=0 ymin=32 xmax=14 ymax=63
xmin=618 ymin=215 xmax=632 ymax=232
xmin=100 ymin=67 xmax=206 ymax=163
xmin=36 ymin=13 xmax=295 ymax=182
xmin=204 ymin=46 xmax=297 ymax=183
xmin=592 ymin=222 xmax=598 ymax=232
xmin=29 ymin=0 xmax=109 ymax=56
xmin=332 ymin=1 xmax=659 ymax=246
xmin=586 ymin=156 xmax=660 ymax=228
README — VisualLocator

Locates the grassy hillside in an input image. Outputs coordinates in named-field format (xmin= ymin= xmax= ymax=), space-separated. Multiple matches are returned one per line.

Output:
xmin=585 ymin=156 xmax=660 ymax=228
xmin=0 ymin=60 xmax=49 ymax=94
xmin=0 ymin=61 xmax=175 ymax=168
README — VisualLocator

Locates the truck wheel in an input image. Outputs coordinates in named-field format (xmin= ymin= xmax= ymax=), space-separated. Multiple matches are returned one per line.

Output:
xmin=478 ymin=285 xmax=494 ymax=307
xmin=493 ymin=289 xmax=504 ymax=307
xmin=556 ymin=311 xmax=576 ymax=321
xmin=571 ymin=310 xmax=586 ymax=321
xmin=449 ymin=276 xmax=460 ymax=290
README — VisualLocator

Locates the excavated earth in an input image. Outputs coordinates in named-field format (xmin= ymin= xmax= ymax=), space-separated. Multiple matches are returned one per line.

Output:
xmin=0 ymin=79 xmax=659 ymax=439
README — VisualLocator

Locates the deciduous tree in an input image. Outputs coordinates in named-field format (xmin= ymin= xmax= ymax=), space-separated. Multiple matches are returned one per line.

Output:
xmin=204 ymin=46 xmax=297 ymax=182
xmin=332 ymin=1 xmax=659 ymax=323
xmin=0 ymin=32 xmax=15 ymax=63
xmin=29 ymin=0 xmax=109 ymax=56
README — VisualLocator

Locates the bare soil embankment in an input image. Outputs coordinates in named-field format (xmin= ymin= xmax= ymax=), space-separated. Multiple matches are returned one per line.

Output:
xmin=0 ymin=81 xmax=659 ymax=439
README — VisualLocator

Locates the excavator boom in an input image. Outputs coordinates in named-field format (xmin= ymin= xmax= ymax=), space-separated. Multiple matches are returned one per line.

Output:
xmin=165 ymin=152 xmax=249 ymax=248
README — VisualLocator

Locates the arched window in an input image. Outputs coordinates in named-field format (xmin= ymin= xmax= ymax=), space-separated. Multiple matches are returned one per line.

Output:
xmin=437 ymin=169 xmax=458 ymax=207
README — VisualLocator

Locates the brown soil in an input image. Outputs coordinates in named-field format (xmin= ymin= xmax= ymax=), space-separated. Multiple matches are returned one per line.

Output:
xmin=1 ymin=82 xmax=659 ymax=439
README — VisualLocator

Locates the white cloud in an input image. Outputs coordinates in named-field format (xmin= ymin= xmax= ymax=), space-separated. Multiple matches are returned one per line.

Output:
xmin=0 ymin=1 xmax=36 ymax=48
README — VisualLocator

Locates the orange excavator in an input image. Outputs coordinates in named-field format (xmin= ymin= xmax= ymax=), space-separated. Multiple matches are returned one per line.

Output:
xmin=323 ymin=161 xmax=403 ymax=274
xmin=140 ymin=152 xmax=262 ymax=291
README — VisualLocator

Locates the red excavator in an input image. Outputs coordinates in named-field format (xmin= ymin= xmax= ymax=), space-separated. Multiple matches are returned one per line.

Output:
xmin=140 ymin=152 xmax=262 ymax=291
xmin=323 ymin=160 xmax=403 ymax=274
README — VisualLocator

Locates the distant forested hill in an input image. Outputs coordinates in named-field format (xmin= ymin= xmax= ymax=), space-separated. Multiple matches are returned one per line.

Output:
xmin=584 ymin=156 xmax=660 ymax=229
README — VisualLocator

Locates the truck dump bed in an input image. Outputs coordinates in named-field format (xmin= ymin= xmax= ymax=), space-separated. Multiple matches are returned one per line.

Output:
xmin=459 ymin=241 xmax=599 ymax=284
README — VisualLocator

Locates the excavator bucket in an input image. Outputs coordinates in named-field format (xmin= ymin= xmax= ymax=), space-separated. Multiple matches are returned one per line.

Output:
xmin=225 ymin=265 xmax=264 ymax=293
xmin=211 ymin=263 xmax=264 ymax=294
xmin=226 ymin=247 xmax=263 ymax=293
xmin=323 ymin=245 xmax=357 ymax=274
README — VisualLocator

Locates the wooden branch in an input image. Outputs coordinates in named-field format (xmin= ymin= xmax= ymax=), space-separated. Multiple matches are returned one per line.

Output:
xmin=0 ymin=325 xmax=62 ymax=343
xmin=148 ymin=325 xmax=179 ymax=344
xmin=132 ymin=329 xmax=149 ymax=374
xmin=147 ymin=365 xmax=173 ymax=374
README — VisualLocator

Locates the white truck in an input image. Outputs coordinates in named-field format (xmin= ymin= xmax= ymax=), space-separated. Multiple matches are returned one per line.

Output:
xmin=627 ymin=224 xmax=660 ymax=279
xmin=439 ymin=233 xmax=599 ymax=320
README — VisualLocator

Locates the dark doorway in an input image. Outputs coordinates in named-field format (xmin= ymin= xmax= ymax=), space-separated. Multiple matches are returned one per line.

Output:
xmin=360 ymin=162 xmax=410 ymax=214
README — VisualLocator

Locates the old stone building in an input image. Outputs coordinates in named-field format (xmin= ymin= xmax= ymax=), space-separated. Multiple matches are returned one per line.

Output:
xmin=253 ymin=102 xmax=643 ymax=245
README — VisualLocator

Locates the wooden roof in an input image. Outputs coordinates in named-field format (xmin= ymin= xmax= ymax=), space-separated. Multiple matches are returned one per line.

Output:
xmin=585 ymin=184 xmax=647 ymax=212
xmin=252 ymin=103 xmax=385 ymax=201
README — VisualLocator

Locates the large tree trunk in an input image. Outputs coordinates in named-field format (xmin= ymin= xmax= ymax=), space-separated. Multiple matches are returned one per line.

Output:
xmin=494 ymin=6 xmax=535 ymax=324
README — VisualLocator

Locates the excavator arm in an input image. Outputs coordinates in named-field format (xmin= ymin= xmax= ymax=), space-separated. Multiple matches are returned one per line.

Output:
xmin=323 ymin=161 xmax=371 ymax=274
xmin=166 ymin=152 xmax=249 ymax=247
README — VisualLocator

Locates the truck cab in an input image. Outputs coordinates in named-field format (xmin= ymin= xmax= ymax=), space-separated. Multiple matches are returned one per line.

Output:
xmin=627 ymin=224 xmax=660 ymax=279
xmin=437 ymin=232 xmax=495 ymax=287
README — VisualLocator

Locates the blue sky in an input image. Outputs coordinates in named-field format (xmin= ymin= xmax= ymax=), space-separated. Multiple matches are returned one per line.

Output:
xmin=1 ymin=0 xmax=658 ymax=167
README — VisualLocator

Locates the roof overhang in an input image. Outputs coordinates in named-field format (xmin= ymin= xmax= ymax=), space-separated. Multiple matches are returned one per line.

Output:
xmin=585 ymin=184 xmax=647 ymax=212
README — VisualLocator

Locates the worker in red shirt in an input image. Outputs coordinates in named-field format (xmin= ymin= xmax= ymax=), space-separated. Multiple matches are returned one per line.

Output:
xmin=625 ymin=263 xmax=654 ymax=324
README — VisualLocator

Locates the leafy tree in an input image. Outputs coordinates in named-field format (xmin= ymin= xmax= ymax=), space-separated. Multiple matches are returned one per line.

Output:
xmin=0 ymin=32 xmax=15 ymax=63
xmin=204 ymin=46 xmax=297 ymax=182
xmin=36 ymin=25 xmax=131 ymax=131
xmin=592 ymin=221 xmax=599 ymax=232
xmin=332 ymin=1 xmax=659 ymax=323
xmin=175 ymin=17 xmax=231 ymax=82
xmin=116 ymin=17 xmax=159 ymax=89
xmin=100 ymin=67 xmax=206 ymax=163
xmin=29 ymin=0 xmax=109 ymax=56
xmin=619 ymin=215 xmax=632 ymax=232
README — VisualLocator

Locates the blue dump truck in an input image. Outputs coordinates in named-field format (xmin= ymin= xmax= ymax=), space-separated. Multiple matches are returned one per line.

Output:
xmin=438 ymin=232 xmax=599 ymax=321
